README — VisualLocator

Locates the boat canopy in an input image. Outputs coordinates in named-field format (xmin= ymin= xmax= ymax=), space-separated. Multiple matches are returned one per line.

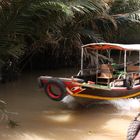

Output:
xmin=82 ymin=43 xmax=140 ymax=51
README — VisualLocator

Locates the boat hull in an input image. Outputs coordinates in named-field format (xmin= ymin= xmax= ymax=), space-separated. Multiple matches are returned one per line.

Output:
xmin=38 ymin=76 xmax=140 ymax=101
xmin=70 ymin=86 xmax=140 ymax=100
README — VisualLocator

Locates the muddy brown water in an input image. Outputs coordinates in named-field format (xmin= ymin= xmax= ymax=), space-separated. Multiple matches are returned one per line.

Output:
xmin=0 ymin=69 xmax=140 ymax=140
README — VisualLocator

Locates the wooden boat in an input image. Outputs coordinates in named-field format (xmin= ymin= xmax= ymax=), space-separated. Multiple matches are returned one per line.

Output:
xmin=38 ymin=43 xmax=140 ymax=101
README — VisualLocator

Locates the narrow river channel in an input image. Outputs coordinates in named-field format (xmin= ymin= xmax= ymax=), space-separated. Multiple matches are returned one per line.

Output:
xmin=0 ymin=69 xmax=140 ymax=140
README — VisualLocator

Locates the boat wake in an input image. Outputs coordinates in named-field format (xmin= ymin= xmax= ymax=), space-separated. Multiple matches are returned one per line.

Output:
xmin=61 ymin=95 xmax=140 ymax=116
xmin=109 ymin=98 xmax=140 ymax=116
xmin=61 ymin=95 xmax=105 ymax=109
xmin=61 ymin=95 xmax=80 ymax=109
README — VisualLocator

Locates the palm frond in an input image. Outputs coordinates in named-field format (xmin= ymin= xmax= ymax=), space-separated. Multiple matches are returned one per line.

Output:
xmin=0 ymin=0 xmax=119 ymax=64
xmin=110 ymin=0 xmax=140 ymax=14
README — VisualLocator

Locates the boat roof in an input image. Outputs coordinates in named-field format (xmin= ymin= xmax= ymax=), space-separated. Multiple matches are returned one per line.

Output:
xmin=82 ymin=43 xmax=140 ymax=51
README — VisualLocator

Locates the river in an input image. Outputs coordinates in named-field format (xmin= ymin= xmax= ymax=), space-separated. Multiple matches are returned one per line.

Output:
xmin=0 ymin=69 xmax=140 ymax=140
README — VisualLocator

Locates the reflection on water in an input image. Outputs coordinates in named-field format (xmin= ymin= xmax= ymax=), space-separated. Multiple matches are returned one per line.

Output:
xmin=0 ymin=69 xmax=140 ymax=140
xmin=42 ymin=109 xmax=74 ymax=123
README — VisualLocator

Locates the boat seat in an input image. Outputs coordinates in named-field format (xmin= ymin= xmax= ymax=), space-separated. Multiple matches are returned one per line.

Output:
xmin=127 ymin=65 xmax=140 ymax=79
xmin=127 ymin=65 xmax=140 ymax=72
xmin=97 ymin=64 xmax=114 ymax=85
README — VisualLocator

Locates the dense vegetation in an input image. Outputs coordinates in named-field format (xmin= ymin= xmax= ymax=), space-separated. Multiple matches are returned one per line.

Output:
xmin=0 ymin=0 xmax=140 ymax=70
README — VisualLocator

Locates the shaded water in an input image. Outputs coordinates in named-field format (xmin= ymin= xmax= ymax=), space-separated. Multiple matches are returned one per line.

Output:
xmin=0 ymin=69 xmax=140 ymax=140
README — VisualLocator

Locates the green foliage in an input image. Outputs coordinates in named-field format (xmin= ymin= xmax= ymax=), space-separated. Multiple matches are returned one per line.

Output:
xmin=0 ymin=0 xmax=139 ymax=65
xmin=110 ymin=0 xmax=140 ymax=14
xmin=0 ymin=0 xmax=112 ymax=63
xmin=103 ymin=0 xmax=140 ymax=42
xmin=110 ymin=0 xmax=140 ymax=22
